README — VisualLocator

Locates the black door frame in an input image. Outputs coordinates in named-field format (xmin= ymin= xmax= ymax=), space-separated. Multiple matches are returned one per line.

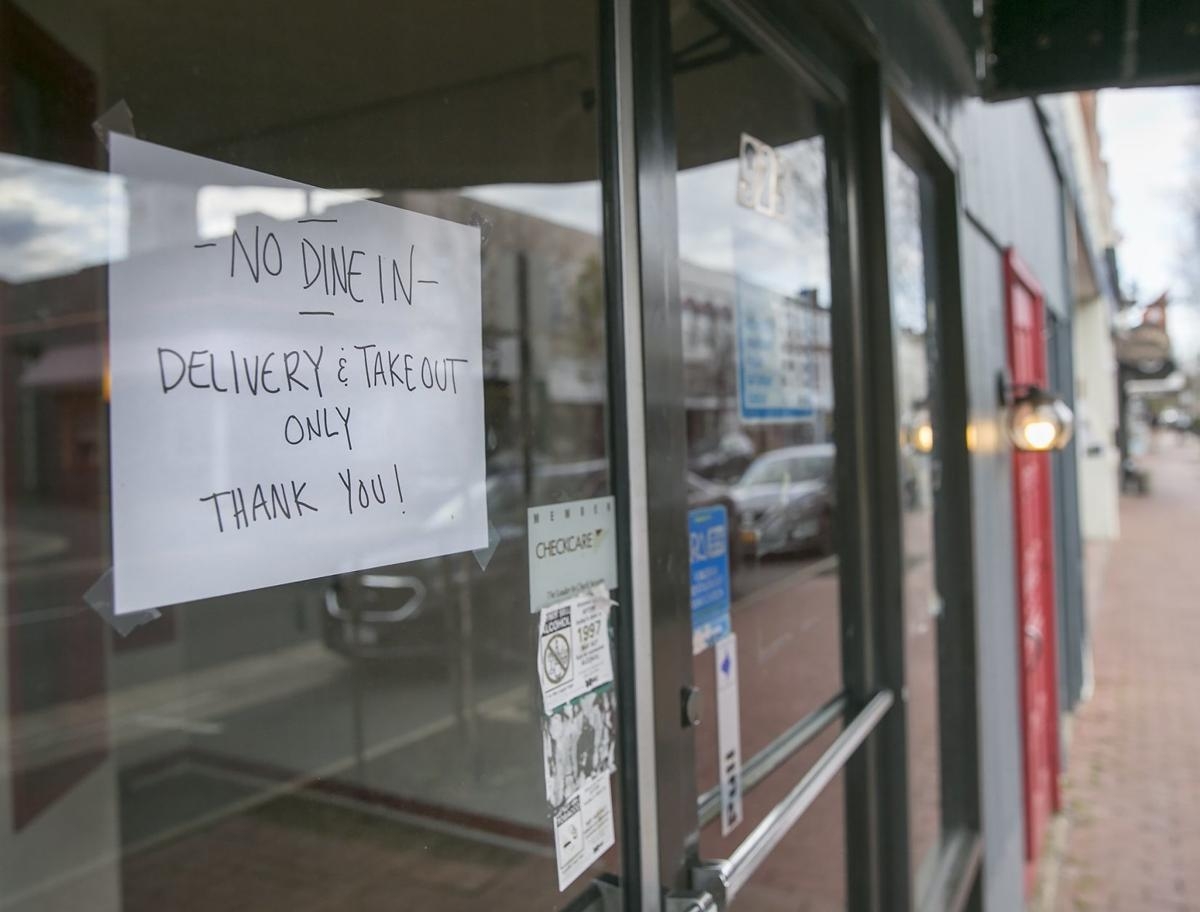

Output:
xmin=888 ymin=95 xmax=985 ymax=912
xmin=599 ymin=1 xmax=984 ymax=910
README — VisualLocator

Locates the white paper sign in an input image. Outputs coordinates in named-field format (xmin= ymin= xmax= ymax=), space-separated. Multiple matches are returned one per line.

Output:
xmin=527 ymin=496 xmax=617 ymax=613
xmin=552 ymin=775 xmax=615 ymax=892
xmin=538 ymin=586 xmax=614 ymax=713
xmin=108 ymin=135 xmax=487 ymax=614
xmin=715 ymin=633 xmax=744 ymax=835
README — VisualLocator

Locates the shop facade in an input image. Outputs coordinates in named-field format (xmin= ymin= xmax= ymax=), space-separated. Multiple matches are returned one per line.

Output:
xmin=3 ymin=1 xmax=1175 ymax=911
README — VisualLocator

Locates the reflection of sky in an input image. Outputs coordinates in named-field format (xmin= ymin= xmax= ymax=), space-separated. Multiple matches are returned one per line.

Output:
xmin=0 ymin=151 xmax=381 ymax=285
xmin=4 ymin=141 xmax=831 ymax=300
xmin=464 ymin=182 xmax=602 ymax=237
xmin=467 ymin=149 xmax=834 ymax=306
xmin=678 ymin=138 xmax=830 ymax=303
xmin=195 ymin=186 xmax=378 ymax=238
xmin=0 ymin=153 xmax=127 ymax=284
xmin=887 ymin=153 xmax=927 ymax=334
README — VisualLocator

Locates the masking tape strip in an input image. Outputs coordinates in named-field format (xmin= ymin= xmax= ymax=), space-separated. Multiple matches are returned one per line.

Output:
xmin=469 ymin=211 xmax=493 ymax=248
xmin=83 ymin=568 xmax=161 ymax=637
xmin=92 ymin=99 xmax=136 ymax=149
xmin=472 ymin=521 xmax=502 ymax=572
xmin=85 ymin=100 xmax=148 ymax=634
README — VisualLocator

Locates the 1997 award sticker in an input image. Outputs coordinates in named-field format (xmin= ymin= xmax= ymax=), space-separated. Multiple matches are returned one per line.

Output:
xmin=537 ymin=585 xmax=613 ymax=712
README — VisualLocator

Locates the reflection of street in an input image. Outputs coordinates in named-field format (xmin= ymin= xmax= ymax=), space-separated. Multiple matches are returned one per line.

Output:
xmin=121 ymin=789 xmax=565 ymax=912
xmin=118 ymin=658 xmax=542 ymax=848
xmin=103 ymin=630 xmax=604 ymax=912
xmin=692 ymin=548 xmax=845 ymax=910
xmin=102 ymin=621 xmax=625 ymax=912
xmin=6 ymin=499 xmax=615 ymax=911
xmin=901 ymin=506 xmax=943 ymax=899
xmin=729 ymin=552 xmax=837 ymax=605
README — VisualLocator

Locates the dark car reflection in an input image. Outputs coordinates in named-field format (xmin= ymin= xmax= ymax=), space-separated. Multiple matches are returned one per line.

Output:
xmin=322 ymin=460 xmax=607 ymax=663
xmin=731 ymin=444 xmax=836 ymax=560
xmin=687 ymin=431 xmax=757 ymax=483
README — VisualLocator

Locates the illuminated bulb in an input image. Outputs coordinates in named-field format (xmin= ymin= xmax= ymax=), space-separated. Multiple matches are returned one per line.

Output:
xmin=1018 ymin=418 xmax=1058 ymax=451
xmin=1006 ymin=388 xmax=1074 ymax=452
xmin=913 ymin=421 xmax=934 ymax=454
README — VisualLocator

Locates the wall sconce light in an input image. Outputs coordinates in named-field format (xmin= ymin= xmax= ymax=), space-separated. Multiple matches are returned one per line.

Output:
xmin=908 ymin=407 xmax=935 ymax=455
xmin=998 ymin=375 xmax=1074 ymax=452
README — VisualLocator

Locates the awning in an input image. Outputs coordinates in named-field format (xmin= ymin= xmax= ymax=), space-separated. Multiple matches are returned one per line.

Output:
xmin=984 ymin=0 xmax=1200 ymax=99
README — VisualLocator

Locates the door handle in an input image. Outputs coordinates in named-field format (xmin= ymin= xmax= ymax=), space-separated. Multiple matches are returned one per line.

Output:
xmin=668 ymin=691 xmax=894 ymax=911
xmin=324 ymin=575 xmax=427 ymax=622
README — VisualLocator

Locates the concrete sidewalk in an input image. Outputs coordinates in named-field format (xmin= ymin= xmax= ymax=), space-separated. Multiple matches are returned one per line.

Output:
xmin=1046 ymin=437 xmax=1200 ymax=911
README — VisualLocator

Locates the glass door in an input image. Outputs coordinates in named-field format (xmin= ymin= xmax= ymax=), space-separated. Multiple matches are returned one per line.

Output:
xmin=1 ymin=3 xmax=627 ymax=911
xmin=644 ymin=3 xmax=879 ymax=909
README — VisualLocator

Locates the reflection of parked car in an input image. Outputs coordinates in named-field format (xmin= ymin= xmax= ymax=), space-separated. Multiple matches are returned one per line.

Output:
xmin=687 ymin=472 xmax=743 ymax=573
xmin=731 ymin=444 xmax=835 ymax=559
xmin=322 ymin=459 xmax=607 ymax=662
xmin=688 ymin=431 xmax=757 ymax=483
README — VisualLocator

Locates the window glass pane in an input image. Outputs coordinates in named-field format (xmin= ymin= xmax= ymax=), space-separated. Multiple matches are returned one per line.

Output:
xmin=670 ymin=0 xmax=844 ymax=898
xmin=887 ymin=148 xmax=944 ymax=900
xmin=726 ymin=732 xmax=847 ymax=911
xmin=0 ymin=3 xmax=617 ymax=910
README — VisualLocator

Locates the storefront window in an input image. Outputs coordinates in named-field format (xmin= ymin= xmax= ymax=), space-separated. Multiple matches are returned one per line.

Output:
xmin=887 ymin=147 xmax=945 ymax=901
xmin=1 ymin=3 xmax=619 ymax=910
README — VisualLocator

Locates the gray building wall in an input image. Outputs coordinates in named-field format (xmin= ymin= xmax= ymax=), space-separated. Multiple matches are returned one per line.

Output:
xmin=959 ymin=99 xmax=1069 ymax=319
xmin=1049 ymin=313 xmax=1088 ymax=716
xmin=956 ymin=97 xmax=1071 ymax=912
xmin=959 ymin=217 xmax=1027 ymax=912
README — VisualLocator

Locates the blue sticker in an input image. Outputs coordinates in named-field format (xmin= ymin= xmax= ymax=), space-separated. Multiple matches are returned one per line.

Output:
xmin=689 ymin=505 xmax=732 ymax=655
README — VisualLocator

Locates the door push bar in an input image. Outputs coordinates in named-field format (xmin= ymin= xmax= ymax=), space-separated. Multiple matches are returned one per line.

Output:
xmin=666 ymin=691 xmax=895 ymax=912
xmin=697 ymin=691 xmax=847 ymax=828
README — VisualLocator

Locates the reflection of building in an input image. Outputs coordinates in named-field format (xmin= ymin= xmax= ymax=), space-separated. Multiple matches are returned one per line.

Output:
xmin=399 ymin=190 xmax=609 ymax=468
xmin=680 ymin=258 xmax=833 ymax=462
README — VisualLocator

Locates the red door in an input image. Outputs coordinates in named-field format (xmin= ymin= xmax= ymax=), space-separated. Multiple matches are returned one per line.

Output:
xmin=1004 ymin=249 xmax=1061 ymax=893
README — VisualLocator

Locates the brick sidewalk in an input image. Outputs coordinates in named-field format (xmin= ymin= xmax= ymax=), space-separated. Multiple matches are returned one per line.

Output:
xmin=1049 ymin=438 xmax=1200 ymax=911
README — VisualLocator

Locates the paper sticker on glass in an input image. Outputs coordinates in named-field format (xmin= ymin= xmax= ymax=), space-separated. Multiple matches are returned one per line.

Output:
xmin=541 ymin=688 xmax=617 ymax=810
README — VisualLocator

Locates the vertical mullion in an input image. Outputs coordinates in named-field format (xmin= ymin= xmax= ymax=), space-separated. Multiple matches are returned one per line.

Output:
xmin=603 ymin=0 xmax=700 ymax=906
xmin=932 ymin=168 xmax=982 ymax=847
xmin=624 ymin=0 xmax=700 ymax=896
xmin=842 ymin=62 xmax=915 ymax=912
xmin=600 ymin=1 xmax=662 ymax=910
xmin=830 ymin=77 xmax=883 ymax=912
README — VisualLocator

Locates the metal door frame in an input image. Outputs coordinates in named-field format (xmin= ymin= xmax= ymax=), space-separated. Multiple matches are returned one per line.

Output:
xmin=888 ymin=95 xmax=985 ymax=912
xmin=598 ymin=1 xmax=916 ymax=909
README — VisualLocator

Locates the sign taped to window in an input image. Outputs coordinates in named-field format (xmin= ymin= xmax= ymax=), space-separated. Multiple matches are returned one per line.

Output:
xmin=107 ymin=135 xmax=487 ymax=614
